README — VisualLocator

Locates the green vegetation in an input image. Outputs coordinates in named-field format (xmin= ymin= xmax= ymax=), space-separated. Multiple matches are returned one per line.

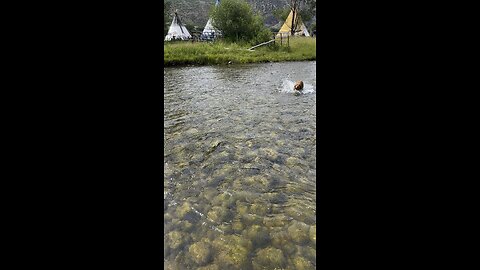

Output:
xmin=211 ymin=0 xmax=271 ymax=44
xmin=163 ymin=37 xmax=316 ymax=67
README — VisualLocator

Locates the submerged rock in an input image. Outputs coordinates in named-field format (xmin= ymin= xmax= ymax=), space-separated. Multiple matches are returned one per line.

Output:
xmin=270 ymin=230 xmax=297 ymax=256
xmin=212 ymin=163 xmax=235 ymax=178
xmin=233 ymin=190 xmax=257 ymax=203
xmin=265 ymin=192 xmax=288 ymax=204
xmin=207 ymin=176 xmax=226 ymax=187
xmin=164 ymin=260 xmax=180 ymax=270
xmin=244 ymin=224 xmax=270 ymax=248
xmin=218 ymin=223 xmax=233 ymax=234
xmin=179 ymin=220 xmax=193 ymax=232
xmin=197 ymin=264 xmax=220 ymax=270
xmin=202 ymin=188 xmax=218 ymax=201
xmin=166 ymin=231 xmax=187 ymax=250
xmin=270 ymin=204 xmax=284 ymax=214
xmin=232 ymin=219 xmax=244 ymax=233
xmin=263 ymin=215 xmax=289 ymax=228
xmin=212 ymin=192 xmax=231 ymax=206
xmin=221 ymin=196 xmax=237 ymax=209
xmin=236 ymin=202 xmax=249 ymax=215
xmin=287 ymin=221 xmax=310 ymax=244
xmin=276 ymin=140 xmax=286 ymax=147
xmin=286 ymin=156 xmax=303 ymax=168
xmin=292 ymin=147 xmax=306 ymax=157
xmin=207 ymin=206 xmax=229 ymax=223
xmin=175 ymin=201 xmax=192 ymax=219
xmin=244 ymin=175 xmax=269 ymax=187
xmin=240 ymin=213 xmax=262 ymax=226
xmin=209 ymin=139 xmax=222 ymax=149
xmin=271 ymin=163 xmax=282 ymax=171
xmin=188 ymin=241 xmax=213 ymax=266
xmin=213 ymin=235 xmax=250 ymax=269
xmin=164 ymin=212 xmax=173 ymax=222
xmin=285 ymin=206 xmax=316 ymax=225
xmin=252 ymin=247 xmax=286 ymax=270
xmin=296 ymin=246 xmax=316 ymax=263
xmin=292 ymin=256 xmax=314 ymax=270
xmin=260 ymin=147 xmax=279 ymax=161
xmin=190 ymin=153 xmax=204 ymax=163
xmin=217 ymin=246 xmax=249 ymax=269
xmin=250 ymin=203 xmax=271 ymax=216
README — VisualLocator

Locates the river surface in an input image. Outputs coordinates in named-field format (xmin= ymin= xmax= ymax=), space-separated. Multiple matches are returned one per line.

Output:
xmin=164 ymin=61 xmax=316 ymax=270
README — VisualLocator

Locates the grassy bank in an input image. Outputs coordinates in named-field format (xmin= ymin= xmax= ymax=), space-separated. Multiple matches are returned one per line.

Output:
xmin=164 ymin=37 xmax=316 ymax=66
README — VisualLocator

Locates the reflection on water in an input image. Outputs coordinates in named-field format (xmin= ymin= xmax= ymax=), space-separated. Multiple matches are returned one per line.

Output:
xmin=164 ymin=61 xmax=316 ymax=269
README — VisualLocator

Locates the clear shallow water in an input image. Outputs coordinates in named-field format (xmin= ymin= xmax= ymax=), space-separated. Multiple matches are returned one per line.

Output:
xmin=164 ymin=61 xmax=316 ymax=270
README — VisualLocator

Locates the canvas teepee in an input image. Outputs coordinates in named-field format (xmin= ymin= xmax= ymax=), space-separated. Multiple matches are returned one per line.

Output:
xmin=277 ymin=9 xmax=310 ymax=37
xmin=201 ymin=0 xmax=221 ymax=40
xmin=165 ymin=11 xmax=192 ymax=41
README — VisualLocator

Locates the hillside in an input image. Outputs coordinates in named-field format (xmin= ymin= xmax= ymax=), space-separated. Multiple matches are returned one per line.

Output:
xmin=165 ymin=0 xmax=301 ymax=31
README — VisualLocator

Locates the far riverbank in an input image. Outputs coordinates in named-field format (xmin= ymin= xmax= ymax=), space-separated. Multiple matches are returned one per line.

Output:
xmin=164 ymin=37 xmax=316 ymax=67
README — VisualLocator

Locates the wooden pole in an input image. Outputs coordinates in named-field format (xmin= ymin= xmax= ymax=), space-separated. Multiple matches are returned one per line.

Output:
xmin=247 ymin=40 xmax=275 ymax=51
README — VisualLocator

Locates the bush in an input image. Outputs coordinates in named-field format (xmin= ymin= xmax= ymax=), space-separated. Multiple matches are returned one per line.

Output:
xmin=211 ymin=0 xmax=271 ymax=45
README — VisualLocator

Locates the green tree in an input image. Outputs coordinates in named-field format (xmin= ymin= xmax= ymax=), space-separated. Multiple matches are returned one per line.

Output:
xmin=185 ymin=23 xmax=196 ymax=35
xmin=211 ymin=0 xmax=271 ymax=44
xmin=302 ymin=0 xmax=316 ymax=25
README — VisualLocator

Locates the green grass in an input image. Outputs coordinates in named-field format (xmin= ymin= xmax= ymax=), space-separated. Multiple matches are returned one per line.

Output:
xmin=164 ymin=37 xmax=316 ymax=66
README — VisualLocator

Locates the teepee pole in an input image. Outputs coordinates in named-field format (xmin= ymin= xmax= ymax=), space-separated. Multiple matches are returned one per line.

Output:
xmin=290 ymin=1 xmax=296 ymax=36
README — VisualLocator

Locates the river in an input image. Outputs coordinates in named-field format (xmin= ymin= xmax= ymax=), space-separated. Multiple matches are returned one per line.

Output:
xmin=164 ymin=61 xmax=316 ymax=269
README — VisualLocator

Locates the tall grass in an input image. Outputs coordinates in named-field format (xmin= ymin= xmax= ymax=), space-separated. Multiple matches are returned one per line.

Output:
xmin=163 ymin=37 xmax=316 ymax=66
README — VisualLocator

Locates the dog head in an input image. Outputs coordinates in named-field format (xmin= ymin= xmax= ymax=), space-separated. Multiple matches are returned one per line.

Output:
xmin=294 ymin=80 xmax=304 ymax=90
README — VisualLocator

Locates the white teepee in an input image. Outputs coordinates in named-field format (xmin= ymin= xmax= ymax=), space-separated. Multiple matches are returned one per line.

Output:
xmin=165 ymin=12 xmax=192 ymax=41
xmin=201 ymin=0 xmax=221 ymax=40
xmin=277 ymin=9 xmax=310 ymax=37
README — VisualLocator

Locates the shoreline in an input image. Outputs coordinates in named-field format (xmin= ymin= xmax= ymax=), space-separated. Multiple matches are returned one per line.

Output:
xmin=163 ymin=58 xmax=316 ymax=67
xmin=164 ymin=37 xmax=316 ymax=67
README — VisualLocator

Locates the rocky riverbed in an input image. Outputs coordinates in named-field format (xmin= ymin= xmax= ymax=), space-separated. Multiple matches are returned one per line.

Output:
xmin=164 ymin=61 xmax=316 ymax=269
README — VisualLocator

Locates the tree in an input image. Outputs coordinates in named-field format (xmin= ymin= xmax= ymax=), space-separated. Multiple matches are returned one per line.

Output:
xmin=306 ymin=0 xmax=316 ymax=13
xmin=185 ymin=23 xmax=196 ymax=35
xmin=211 ymin=0 xmax=271 ymax=44
xmin=302 ymin=0 xmax=316 ymax=25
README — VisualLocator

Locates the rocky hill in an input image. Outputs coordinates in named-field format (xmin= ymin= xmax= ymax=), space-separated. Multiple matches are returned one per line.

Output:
xmin=165 ymin=0 xmax=298 ymax=30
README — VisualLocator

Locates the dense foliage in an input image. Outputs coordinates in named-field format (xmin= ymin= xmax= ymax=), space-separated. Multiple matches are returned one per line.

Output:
xmin=164 ymin=37 xmax=316 ymax=66
xmin=211 ymin=0 xmax=272 ymax=45
xmin=163 ymin=0 xmax=287 ymax=28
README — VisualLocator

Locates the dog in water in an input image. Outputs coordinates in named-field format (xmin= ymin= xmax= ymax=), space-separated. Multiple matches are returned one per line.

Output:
xmin=294 ymin=80 xmax=304 ymax=91
xmin=293 ymin=80 xmax=304 ymax=95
